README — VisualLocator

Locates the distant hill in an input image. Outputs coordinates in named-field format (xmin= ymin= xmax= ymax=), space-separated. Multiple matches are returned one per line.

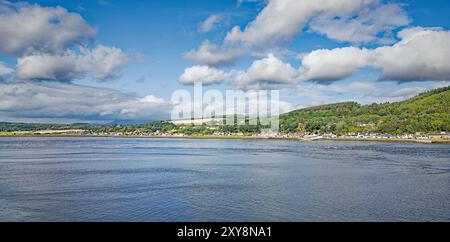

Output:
xmin=0 ymin=122 xmax=73 ymax=132
xmin=279 ymin=86 xmax=450 ymax=134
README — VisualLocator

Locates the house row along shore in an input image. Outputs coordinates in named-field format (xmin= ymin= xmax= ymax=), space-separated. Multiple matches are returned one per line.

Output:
xmin=1 ymin=129 xmax=449 ymax=144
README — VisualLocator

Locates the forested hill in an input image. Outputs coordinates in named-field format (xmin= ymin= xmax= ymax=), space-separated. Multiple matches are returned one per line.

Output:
xmin=279 ymin=86 xmax=450 ymax=135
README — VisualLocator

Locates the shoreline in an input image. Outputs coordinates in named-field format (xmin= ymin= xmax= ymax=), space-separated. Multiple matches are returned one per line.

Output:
xmin=1 ymin=133 xmax=449 ymax=144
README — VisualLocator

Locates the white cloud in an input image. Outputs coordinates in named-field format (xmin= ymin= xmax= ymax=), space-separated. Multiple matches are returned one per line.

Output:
xmin=0 ymin=1 xmax=128 ymax=82
xmin=139 ymin=95 xmax=167 ymax=105
xmin=373 ymin=28 xmax=450 ymax=81
xmin=180 ymin=54 xmax=300 ymax=89
xmin=79 ymin=45 xmax=129 ymax=80
xmin=224 ymin=0 xmax=378 ymax=47
xmin=183 ymin=41 xmax=243 ymax=66
xmin=16 ymin=53 xmax=80 ymax=81
xmin=0 ymin=1 xmax=96 ymax=56
xmin=299 ymin=28 xmax=450 ymax=83
xmin=299 ymin=47 xmax=371 ymax=83
xmin=179 ymin=65 xmax=231 ymax=85
xmin=199 ymin=14 xmax=222 ymax=33
xmin=184 ymin=27 xmax=450 ymax=90
xmin=231 ymin=54 xmax=299 ymax=90
xmin=309 ymin=3 xmax=410 ymax=44
xmin=16 ymin=45 xmax=128 ymax=81
xmin=0 ymin=81 xmax=171 ymax=123
xmin=188 ymin=0 xmax=406 ymax=65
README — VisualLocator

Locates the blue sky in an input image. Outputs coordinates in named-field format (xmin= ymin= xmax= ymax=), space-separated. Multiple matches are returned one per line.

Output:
xmin=0 ymin=0 xmax=449 ymax=123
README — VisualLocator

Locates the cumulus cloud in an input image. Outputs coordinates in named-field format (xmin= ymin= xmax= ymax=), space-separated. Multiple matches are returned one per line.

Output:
xmin=231 ymin=54 xmax=299 ymax=90
xmin=179 ymin=65 xmax=231 ymax=85
xmin=0 ymin=1 xmax=156 ymax=123
xmin=0 ymin=81 xmax=171 ymax=123
xmin=299 ymin=28 xmax=450 ymax=83
xmin=299 ymin=47 xmax=371 ymax=83
xmin=188 ymin=0 xmax=406 ymax=65
xmin=183 ymin=41 xmax=243 ymax=66
xmin=184 ymin=27 xmax=450 ymax=89
xmin=181 ymin=53 xmax=302 ymax=90
xmin=224 ymin=0 xmax=379 ymax=47
xmin=373 ymin=28 xmax=450 ymax=81
xmin=309 ymin=3 xmax=410 ymax=44
xmin=0 ymin=1 xmax=128 ymax=82
xmin=0 ymin=1 xmax=96 ymax=56
xmin=16 ymin=45 xmax=128 ymax=81
xmin=80 ymin=45 xmax=129 ymax=80
xmin=199 ymin=14 xmax=222 ymax=33
xmin=180 ymin=54 xmax=299 ymax=89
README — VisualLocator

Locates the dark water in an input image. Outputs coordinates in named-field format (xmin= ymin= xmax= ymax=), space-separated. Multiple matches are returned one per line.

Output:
xmin=0 ymin=137 xmax=449 ymax=221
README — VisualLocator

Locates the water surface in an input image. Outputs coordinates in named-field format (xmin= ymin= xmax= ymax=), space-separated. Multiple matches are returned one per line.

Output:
xmin=0 ymin=137 xmax=449 ymax=221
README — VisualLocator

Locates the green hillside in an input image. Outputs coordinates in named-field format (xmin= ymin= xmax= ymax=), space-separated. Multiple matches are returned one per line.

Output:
xmin=279 ymin=86 xmax=450 ymax=135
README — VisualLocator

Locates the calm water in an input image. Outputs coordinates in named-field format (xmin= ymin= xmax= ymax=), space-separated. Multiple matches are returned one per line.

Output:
xmin=0 ymin=137 xmax=449 ymax=221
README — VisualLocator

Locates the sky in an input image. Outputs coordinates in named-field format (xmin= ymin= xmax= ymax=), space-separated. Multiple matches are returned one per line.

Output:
xmin=0 ymin=0 xmax=449 ymax=123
